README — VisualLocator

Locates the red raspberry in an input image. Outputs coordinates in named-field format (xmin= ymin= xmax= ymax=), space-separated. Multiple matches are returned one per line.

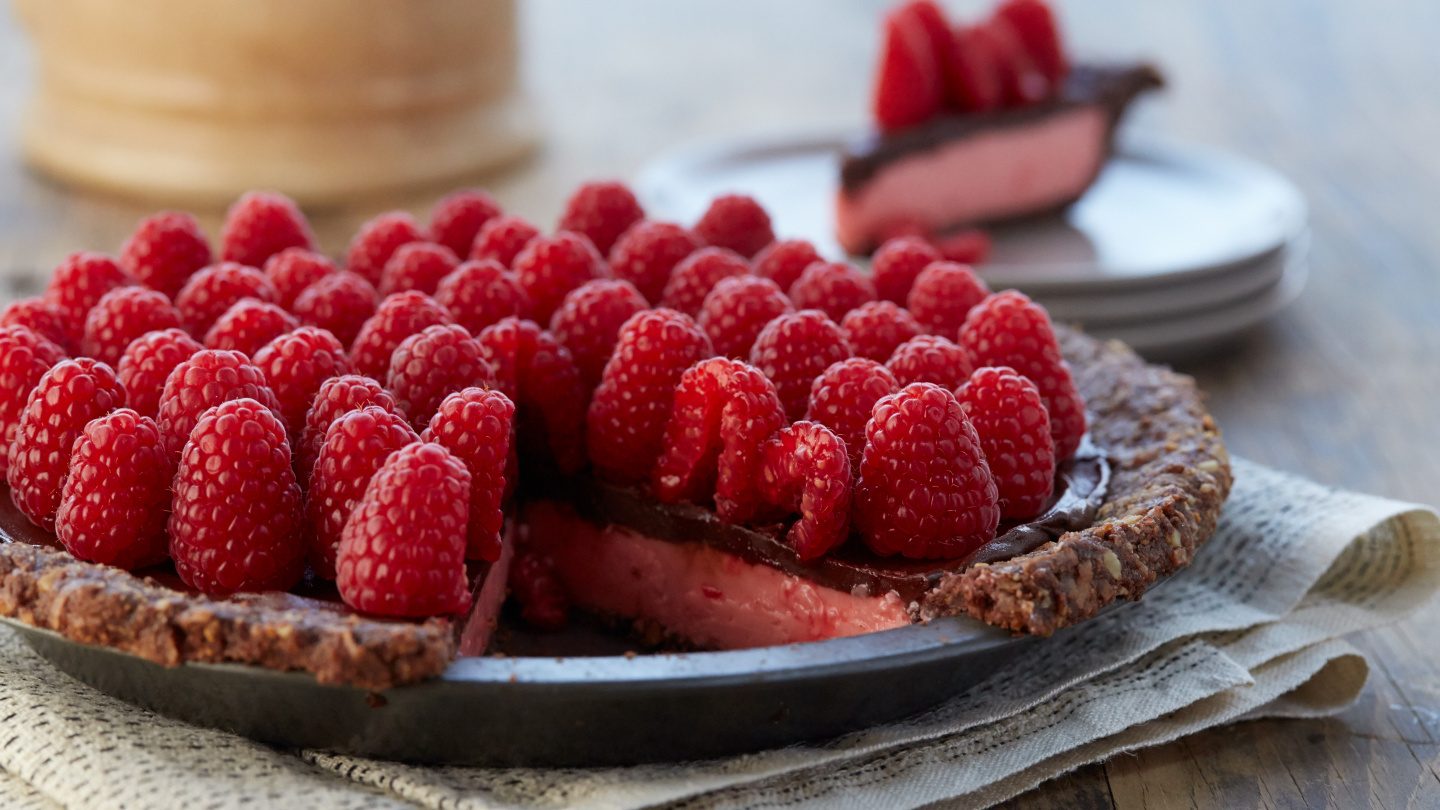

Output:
xmin=557 ymin=180 xmax=646 ymax=256
xmin=752 ymin=239 xmax=823 ymax=293
xmin=116 ymin=328 xmax=202 ymax=419
xmin=434 ymin=259 xmax=529 ymax=334
xmin=421 ymin=388 xmax=514 ymax=561
xmin=960 ymin=291 xmax=1086 ymax=458
xmin=349 ymin=291 xmax=453 ymax=379
xmin=346 ymin=211 xmax=428 ymax=286
xmin=469 ymin=214 xmax=539 ymax=268
xmin=169 ymin=398 xmax=304 ymax=594
xmin=336 ymin=442 xmax=473 ymax=617
xmin=0 ymin=326 xmax=67 ymax=477
xmin=886 ymin=334 xmax=974 ymax=389
xmin=45 ymin=252 xmax=134 ymax=346
xmin=262 ymin=248 xmax=337 ymax=309
xmin=759 ymin=421 xmax=852 ymax=561
xmin=297 ymin=374 xmax=399 ymax=485
xmin=251 ymin=326 xmax=352 ymax=432
xmin=660 ymin=246 xmax=750 ymax=317
xmin=586 ymin=309 xmax=713 ymax=484
xmin=873 ymin=1 xmax=946 ymax=131
xmin=220 ymin=191 xmax=315 ymax=268
xmin=697 ymin=275 xmax=793 ymax=359
xmin=307 ymin=405 xmax=420 ymax=580
xmin=607 ymin=220 xmax=702 ymax=304
xmin=156 ymin=349 xmax=283 ymax=458
xmin=291 ymin=271 xmax=379 ymax=348
xmin=430 ymin=189 xmax=502 ymax=258
xmin=749 ymin=309 xmax=853 ymax=420
xmin=6 ymin=358 xmax=125 ymax=530
xmin=1 ymin=297 xmax=72 ymax=353
xmin=907 ymin=261 xmax=991 ymax=338
xmin=804 ymin=357 xmax=899 ymax=468
xmin=693 ymin=194 xmax=775 ymax=259
xmin=511 ymin=231 xmax=609 ymax=324
xmin=548 ymin=279 xmax=647 ymax=390
xmin=379 ymin=242 xmax=460 ymax=297
xmin=385 ymin=324 xmax=496 ymax=427
xmin=475 ymin=318 xmax=586 ymax=473
xmin=510 ymin=551 xmax=569 ymax=631
xmin=120 ymin=211 xmax=212 ymax=298
xmin=653 ymin=358 xmax=785 ymax=522
xmin=788 ymin=261 xmax=876 ymax=322
xmin=203 ymin=299 xmax=299 ymax=357
xmin=55 ymin=409 xmax=171 ymax=570
xmin=855 ymin=383 xmax=1000 ymax=558
xmin=994 ymin=0 xmax=1067 ymax=86
xmin=945 ymin=23 xmax=1003 ymax=113
xmin=841 ymin=301 xmax=923 ymax=361
xmin=931 ymin=228 xmax=992 ymax=265
xmin=872 ymin=236 xmax=942 ymax=304
xmin=957 ymin=366 xmax=1056 ymax=519
xmin=174 ymin=262 xmax=277 ymax=336
xmin=81 ymin=287 xmax=183 ymax=365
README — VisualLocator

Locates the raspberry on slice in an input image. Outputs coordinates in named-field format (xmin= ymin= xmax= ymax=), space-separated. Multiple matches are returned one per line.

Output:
xmin=421 ymin=388 xmax=514 ymax=561
xmin=872 ymin=236 xmax=942 ymax=304
xmin=759 ymin=421 xmax=852 ymax=561
xmin=557 ymin=180 xmax=646 ymax=255
xmin=907 ymin=260 xmax=991 ymax=337
xmin=251 ymin=326 xmax=351 ymax=433
xmin=586 ymin=309 xmax=713 ymax=484
xmin=1 ymin=297 xmax=72 ymax=353
xmin=45 ymin=252 xmax=134 ymax=346
xmin=788 ymin=261 xmax=876 ymax=322
xmin=931 ymin=228 xmax=992 ymax=264
xmin=511 ymin=231 xmax=609 ymax=324
xmin=886 ymin=334 xmax=973 ymax=389
xmin=752 ymin=239 xmax=823 ymax=294
xmin=55 ymin=409 xmax=171 ymax=570
xmin=346 ymin=211 xmax=428 ymax=286
xmin=348 ymin=291 xmax=453 ymax=378
xmin=434 ymin=259 xmax=529 ymax=334
xmin=475 ymin=318 xmax=586 ymax=473
xmin=0 ymin=326 xmax=67 ymax=477
xmin=379 ymin=242 xmax=460 ymax=297
xmin=203 ymin=299 xmax=300 ymax=357
xmin=469 ymin=214 xmax=539 ymax=268
xmin=156 ymin=349 xmax=283 ymax=458
xmin=262 ymin=248 xmax=337 ymax=309
xmin=974 ymin=16 xmax=1049 ymax=106
xmin=945 ymin=23 xmax=1003 ymax=113
xmin=697 ymin=275 xmax=793 ymax=359
xmin=653 ymin=358 xmax=785 ymax=523
xmin=81 ymin=286 xmax=183 ymax=365
xmin=116 ymin=328 xmax=202 ymax=419
xmin=841 ymin=300 xmax=924 ymax=361
xmin=510 ymin=551 xmax=569 ymax=631
xmin=120 ymin=211 xmax=212 ymax=299
xmin=960 ymin=290 xmax=1086 ymax=458
xmin=855 ymin=383 xmax=999 ymax=558
xmin=660 ymin=246 xmax=750 ymax=317
xmin=874 ymin=1 xmax=946 ymax=131
xmin=548 ymin=279 xmax=648 ymax=390
xmin=749 ymin=309 xmax=853 ymax=420
xmin=6 ymin=358 xmax=126 ymax=530
xmin=693 ymin=194 xmax=775 ymax=259
xmin=995 ymin=0 xmax=1068 ymax=86
xmin=804 ymin=357 xmax=898 ymax=468
xmin=170 ymin=398 xmax=304 ymax=594
xmin=220 ymin=191 xmax=315 ymax=268
xmin=291 ymin=271 xmax=379 ymax=348
xmin=957 ymin=366 xmax=1056 ymax=519
xmin=307 ymin=405 xmax=420 ymax=579
xmin=296 ymin=374 xmax=399 ymax=484
xmin=607 ymin=220 xmax=702 ymax=304
xmin=430 ymin=189 xmax=502 ymax=258
xmin=385 ymin=324 xmax=496 ymax=427
xmin=335 ymin=442 xmax=474 ymax=618
xmin=174 ymin=261 xmax=277 ymax=336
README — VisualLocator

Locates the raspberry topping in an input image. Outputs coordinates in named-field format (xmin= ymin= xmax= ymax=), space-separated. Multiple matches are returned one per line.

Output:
xmin=697 ymin=275 xmax=793 ymax=359
xmin=886 ymin=334 xmax=974 ymax=389
xmin=930 ymin=228 xmax=993 ymax=265
xmin=607 ymin=220 xmax=702 ymax=304
xmin=346 ymin=212 xmax=428 ymax=286
xmin=349 ymin=291 xmax=453 ymax=379
xmin=430 ymin=189 xmax=502 ymax=259
xmin=385 ymin=324 xmax=497 ymax=427
xmin=469 ymin=214 xmax=539 ymax=268
xmin=693 ymin=194 xmax=775 ymax=259
xmin=945 ymin=23 xmax=1004 ymax=113
xmin=379 ymin=242 xmax=460 ymax=297
xmin=203 ymin=299 xmax=300 ymax=357
xmin=0 ymin=326 xmax=67 ymax=477
xmin=434 ymin=259 xmax=530 ymax=335
xmin=841 ymin=301 xmax=924 ymax=361
xmin=263 ymin=248 xmax=339 ymax=309
xmin=749 ymin=309 xmax=854 ymax=420
xmin=957 ymin=365 xmax=1056 ymax=519
xmin=219 ymin=191 xmax=315 ymax=268
xmin=421 ymin=388 xmax=514 ymax=561
xmin=758 ymin=421 xmax=853 ymax=561
xmin=752 ymin=239 xmax=823 ymax=294
xmin=81 ymin=286 xmax=183 ymax=365
xmin=290 ymin=271 xmax=379 ymax=349
xmin=116 ymin=328 xmax=202 ymax=419
xmin=547 ymin=279 xmax=648 ymax=390
xmin=174 ymin=262 xmax=277 ymax=336
xmin=251 ymin=326 xmax=352 ymax=432
xmin=296 ymin=374 xmax=400 ymax=486
xmin=0 ymin=297 xmax=72 ymax=353
xmin=660 ymin=246 xmax=750 ymax=317
xmin=995 ymin=0 xmax=1068 ymax=87
xmin=804 ymin=357 xmax=899 ymax=468
xmin=873 ymin=1 xmax=946 ymax=131
xmin=871 ymin=236 xmax=942 ymax=304
xmin=120 ymin=211 xmax=212 ymax=298
xmin=156 ymin=349 xmax=283 ymax=458
xmin=45 ymin=252 xmax=134 ymax=346
xmin=55 ymin=409 xmax=171 ymax=570
xmin=907 ymin=261 xmax=991 ymax=337
xmin=475 ymin=318 xmax=587 ymax=473
xmin=788 ymin=261 xmax=876 ymax=322
xmin=511 ymin=231 xmax=609 ymax=324
xmin=557 ymin=180 xmax=646 ymax=255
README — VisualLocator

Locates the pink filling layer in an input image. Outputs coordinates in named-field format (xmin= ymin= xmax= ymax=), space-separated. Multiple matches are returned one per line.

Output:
xmin=836 ymin=107 xmax=1107 ymax=253
xmin=524 ymin=502 xmax=912 ymax=649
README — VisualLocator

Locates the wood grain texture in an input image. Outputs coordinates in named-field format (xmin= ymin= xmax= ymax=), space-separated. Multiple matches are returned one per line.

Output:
xmin=0 ymin=0 xmax=1437 ymax=806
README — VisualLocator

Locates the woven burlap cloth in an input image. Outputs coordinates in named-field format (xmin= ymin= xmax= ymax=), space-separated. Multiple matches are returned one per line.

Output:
xmin=0 ymin=458 xmax=1436 ymax=809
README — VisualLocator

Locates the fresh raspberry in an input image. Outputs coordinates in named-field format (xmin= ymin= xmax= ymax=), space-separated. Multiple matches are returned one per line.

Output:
xmin=55 ymin=409 xmax=171 ymax=570
xmin=749 ymin=309 xmax=853 ymax=420
xmin=219 ymin=191 xmax=315 ymax=268
xmin=421 ymin=388 xmax=514 ymax=561
xmin=957 ymin=366 xmax=1056 ymax=519
xmin=960 ymin=291 xmax=1086 ymax=458
xmin=116 ymin=328 xmax=202 ymax=419
xmin=203 ymin=299 xmax=299 ymax=356
xmin=886 ymin=334 xmax=973 ymax=389
xmin=45 ymin=252 xmax=134 ymax=346
xmin=307 ymin=405 xmax=420 ymax=580
xmin=346 ymin=211 xmax=428 ymax=286
xmin=557 ymin=180 xmax=646 ymax=255
xmin=788 ymin=261 xmax=876 ymax=322
xmin=6 ymin=359 xmax=125 ymax=531
xmin=251 ymin=326 xmax=351 ymax=432
xmin=804 ymin=357 xmax=899 ymax=468
xmin=995 ymin=0 xmax=1068 ymax=87
xmin=434 ymin=259 xmax=529 ymax=334
xmin=469 ymin=214 xmax=539 ymax=268
xmin=475 ymin=318 xmax=586 ymax=473
xmin=509 ymin=551 xmax=569 ymax=631
xmin=907 ymin=260 xmax=991 ymax=337
xmin=758 ymin=421 xmax=852 ymax=561
xmin=872 ymin=236 xmax=942 ymax=304
xmin=511 ymin=231 xmax=609 ymax=324
xmin=752 ymin=239 xmax=823 ymax=293
xmin=169 ymin=398 xmax=304 ymax=594
xmin=931 ymin=228 xmax=993 ymax=264
xmin=0 ymin=297 xmax=72 ymax=353
xmin=385 ymin=324 xmax=496 ymax=427
xmin=174 ymin=262 xmax=277 ymax=336
xmin=81 ymin=286 xmax=183 ymax=365
xmin=0 ymin=326 xmax=67 ymax=477
xmin=841 ymin=301 xmax=924 ymax=361
xmin=348 ymin=291 xmax=453 ymax=378
xmin=586 ymin=309 xmax=713 ymax=484
xmin=262 ymin=248 xmax=337 ymax=309
xmin=379 ymin=242 xmax=460 ymax=297
xmin=653 ymin=358 xmax=785 ymax=522
xmin=697 ymin=275 xmax=793 ymax=359
xmin=296 ymin=374 xmax=400 ymax=485
xmin=974 ymin=16 xmax=1048 ymax=106
xmin=291 ymin=271 xmax=379 ymax=348
xmin=873 ymin=1 xmax=946 ymax=131
xmin=430 ymin=189 xmax=502 ymax=258
xmin=855 ymin=383 xmax=999 ymax=558
xmin=548 ymin=279 xmax=648 ymax=390
xmin=120 ymin=211 xmax=212 ymax=298
xmin=336 ymin=442 xmax=473 ymax=617
xmin=945 ymin=24 xmax=1003 ymax=113
xmin=156 ymin=349 xmax=283 ymax=458
xmin=660 ymin=246 xmax=750 ymax=317
xmin=693 ymin=194 xmax=775 ymax=259
xmin=607 ymin=220 xmax=702 ymax=304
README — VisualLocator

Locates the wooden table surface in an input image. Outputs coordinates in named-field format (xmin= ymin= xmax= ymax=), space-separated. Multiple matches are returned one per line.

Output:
xmin=1 ymin=1 xmax=1437 ymax=806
